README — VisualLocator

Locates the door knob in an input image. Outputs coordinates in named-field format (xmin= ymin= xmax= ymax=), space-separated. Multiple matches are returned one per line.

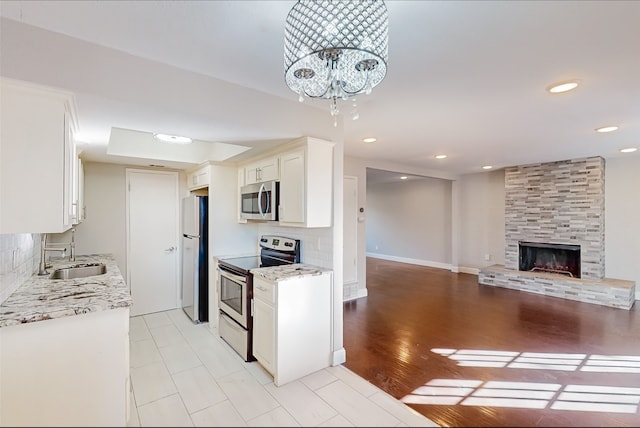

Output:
xmin=165 ymin=246 xmax=176 ymax=252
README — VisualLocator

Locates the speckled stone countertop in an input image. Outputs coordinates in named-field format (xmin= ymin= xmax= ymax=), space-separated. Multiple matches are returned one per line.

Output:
xmin=251 ymin=263 xmax=332 ymax=282
xmin=0 ymin=253 xmax=132 ymax=328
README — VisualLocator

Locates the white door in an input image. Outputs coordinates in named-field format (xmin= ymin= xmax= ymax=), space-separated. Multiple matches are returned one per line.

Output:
xmin=126 ymin=169 xmax=180 ymax=316
xmin=343 ymin=176 xmax=358 ymax=284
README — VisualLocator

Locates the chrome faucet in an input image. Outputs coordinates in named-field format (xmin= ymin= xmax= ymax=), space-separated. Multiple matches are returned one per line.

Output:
xmin=37 ymin=228 xmax=76 ymax=276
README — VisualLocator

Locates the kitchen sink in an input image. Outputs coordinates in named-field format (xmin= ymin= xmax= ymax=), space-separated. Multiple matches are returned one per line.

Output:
xmin=49 ymin=263 xmax=107 ymax=280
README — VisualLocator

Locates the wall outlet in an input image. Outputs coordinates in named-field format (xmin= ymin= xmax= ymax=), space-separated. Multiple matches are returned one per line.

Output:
xmin=484 ymin=253 xmax=491 ymax=261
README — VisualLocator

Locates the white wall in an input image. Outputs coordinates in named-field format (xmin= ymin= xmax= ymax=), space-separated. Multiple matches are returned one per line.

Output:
xmin=366 ymin=177 xmax=452 ymax=267
xmin=604 ymin=156 xmax=640 ymax=297
xmin=51 ymin=162 xmax=129 ymax=275
xmin=458 ymin=169 xmax=506 ymax=272
xmin=208 ymin=163 xmax=259 ymax=258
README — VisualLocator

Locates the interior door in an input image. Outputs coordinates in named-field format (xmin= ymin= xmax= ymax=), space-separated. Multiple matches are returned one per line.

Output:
xmin=126 ymin=169 xmax=179 ymax=316
xmin=343 ymin=176 xmax=358 ymax=284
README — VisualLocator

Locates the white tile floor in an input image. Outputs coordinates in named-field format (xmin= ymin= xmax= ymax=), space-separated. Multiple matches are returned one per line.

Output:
xmin=127 ymin=309 xmax=439 ymax=427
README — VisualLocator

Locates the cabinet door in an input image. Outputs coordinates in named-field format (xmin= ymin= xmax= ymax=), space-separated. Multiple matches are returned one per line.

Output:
xmin=278 ymin=149 xmax=305 ymax=223
xmin=258 ymin=157 xmax=279 ymax=182
xmin=244 ymin=156 xmax=279 ymax=185
xmin=187 ymin=165 xmax=209 ymax=190
xmin=0 ymin=79 xmax=75 ymax=233
xmin=253 ymin=297 xmax=275 ymax=374
xmin=245 ymin=166 xmax=260 ymax=185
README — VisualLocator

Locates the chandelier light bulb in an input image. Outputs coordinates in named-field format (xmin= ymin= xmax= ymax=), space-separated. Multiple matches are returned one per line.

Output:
xmin=284 ymin=0 xmax=389 ymax=122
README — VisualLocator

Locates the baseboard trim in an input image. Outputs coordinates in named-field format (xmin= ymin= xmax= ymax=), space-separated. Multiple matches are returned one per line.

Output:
xmin=332 ymin=348 xmax=346 ymax=366
xmin=366 ymin=252 xmax=452 ymax=271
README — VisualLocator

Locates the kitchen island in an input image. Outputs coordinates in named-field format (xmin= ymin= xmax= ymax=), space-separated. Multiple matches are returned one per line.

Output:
xmin=0 ymin=253 xmax=132 ymax=427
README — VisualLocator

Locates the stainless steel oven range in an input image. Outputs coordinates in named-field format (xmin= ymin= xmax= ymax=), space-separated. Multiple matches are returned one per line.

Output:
xmin=217 ymin=235 xmax=300 ymax=361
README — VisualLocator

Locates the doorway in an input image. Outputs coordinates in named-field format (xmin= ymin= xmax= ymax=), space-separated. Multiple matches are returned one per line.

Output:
xmin=125 ymin=169 xmax=180 ymax=316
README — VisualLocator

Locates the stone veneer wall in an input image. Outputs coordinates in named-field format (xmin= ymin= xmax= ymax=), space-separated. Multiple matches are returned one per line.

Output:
xmin=504 ymin=157 xmax=605 ymax=280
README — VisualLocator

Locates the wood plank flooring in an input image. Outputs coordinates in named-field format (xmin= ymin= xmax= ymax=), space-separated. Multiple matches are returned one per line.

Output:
xmin=342 ymin=257 xmax=640 ymax=427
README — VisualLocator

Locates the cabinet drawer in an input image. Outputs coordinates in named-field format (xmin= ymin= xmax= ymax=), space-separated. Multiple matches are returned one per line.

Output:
xmin=253 ymin=277 xmax=275 ymax=304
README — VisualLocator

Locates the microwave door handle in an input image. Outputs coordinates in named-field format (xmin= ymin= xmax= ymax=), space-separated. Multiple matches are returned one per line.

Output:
xmin=258 ymin=183 xmax=268 ymax=218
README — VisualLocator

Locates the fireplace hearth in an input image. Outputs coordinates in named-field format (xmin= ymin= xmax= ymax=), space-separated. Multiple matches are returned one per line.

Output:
xmin=519 ymin=241 xmax=581 ymax=278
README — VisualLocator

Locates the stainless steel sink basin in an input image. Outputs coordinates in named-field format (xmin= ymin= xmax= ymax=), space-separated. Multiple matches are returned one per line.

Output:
xmin=49 ymin=263 xmax=107 ymax=280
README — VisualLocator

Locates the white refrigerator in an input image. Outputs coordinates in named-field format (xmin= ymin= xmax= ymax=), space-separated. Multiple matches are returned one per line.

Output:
xmin=181 ymin=194 xmax=208 ymax=323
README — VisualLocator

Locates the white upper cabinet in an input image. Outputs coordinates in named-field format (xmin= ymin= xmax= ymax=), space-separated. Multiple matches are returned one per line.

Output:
xmin=0 ymin=78 xmax=79 ymax=233
xmin=244 ymin=156 xmax=279 ymax=185
xmin=186 ymin=163 xmax=210 ymax=190
xmin=278 ymin=137 xmax=334 ymax=228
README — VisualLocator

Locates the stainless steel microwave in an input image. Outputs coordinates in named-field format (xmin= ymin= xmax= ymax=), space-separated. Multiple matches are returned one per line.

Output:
xmin=240 ymin=181 xmax=279 ymax=221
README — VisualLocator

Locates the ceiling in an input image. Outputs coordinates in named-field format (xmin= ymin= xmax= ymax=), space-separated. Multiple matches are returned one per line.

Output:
xmin=1 ymin=0 xmax=638 ymax=177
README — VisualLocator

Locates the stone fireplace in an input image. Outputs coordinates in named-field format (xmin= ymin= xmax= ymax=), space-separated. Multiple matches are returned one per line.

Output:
xmin=479 ymin=156 xmax=635 ymax=310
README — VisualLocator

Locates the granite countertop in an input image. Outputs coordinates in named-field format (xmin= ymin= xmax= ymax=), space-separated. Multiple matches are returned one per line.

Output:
xmin=0 ymin=253 xmax=132 ymax=328
xmin=250 ymin=263 xmax=332 ymax=282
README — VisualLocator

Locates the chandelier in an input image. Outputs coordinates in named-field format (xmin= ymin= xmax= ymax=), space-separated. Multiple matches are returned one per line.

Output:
xmin=284 ymin=0 xmax=389 ymax=126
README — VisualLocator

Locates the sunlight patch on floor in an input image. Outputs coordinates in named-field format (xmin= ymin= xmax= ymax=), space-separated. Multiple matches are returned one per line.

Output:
xmin=432 ymin=348 xmax=640 ymax=373
xmin=401 ymin=349 xmax=640 ymax=413
xmin=402 ymin=379 xmax=640 ymax=413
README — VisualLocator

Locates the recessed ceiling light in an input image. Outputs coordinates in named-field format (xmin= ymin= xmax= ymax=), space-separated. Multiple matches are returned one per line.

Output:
xmin=363 ymin=137 xmax=377 ymax=143
xmin=435 ymin=154 xmax=447 ymax=159
xmin=547 ymin=80 xmax=579 ymax=94
xmin=482 ymin=165 xmax=493 ymax=170
xmin=620 ymin=147 xmax=637 ymax=153
xmin=595 ymin=126 xmax=619 ymax=133
xmin=400 ymin=176 xmax=408 ymax=180
xmin=153 ymin=133 xmax=193 ymax=144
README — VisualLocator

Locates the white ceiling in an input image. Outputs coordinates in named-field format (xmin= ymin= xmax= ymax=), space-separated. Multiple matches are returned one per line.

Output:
xmin=1 ymin=0 xmax=638 ymax=177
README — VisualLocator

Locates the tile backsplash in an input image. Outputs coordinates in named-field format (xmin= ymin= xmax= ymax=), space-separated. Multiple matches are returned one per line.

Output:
xmin=0 ymin=233 xmax=40 ymax=304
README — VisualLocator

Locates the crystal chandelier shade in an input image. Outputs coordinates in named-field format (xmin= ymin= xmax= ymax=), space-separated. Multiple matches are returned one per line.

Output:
xmin=284 ymin=0 xmax=388 ymax=121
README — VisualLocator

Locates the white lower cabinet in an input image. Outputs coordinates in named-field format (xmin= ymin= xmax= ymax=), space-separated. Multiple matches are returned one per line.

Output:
xmin=252 ymin=282 xmax=276 ymax=373
xmin=252 ymin=270 xmax=333 ymax=386
xmin=0 ymin=308 xmax=130 ymax=426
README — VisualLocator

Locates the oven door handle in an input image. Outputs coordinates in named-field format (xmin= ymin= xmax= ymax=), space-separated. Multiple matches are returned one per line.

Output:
xmin=218 ymin=269 xmax=247 ymax=284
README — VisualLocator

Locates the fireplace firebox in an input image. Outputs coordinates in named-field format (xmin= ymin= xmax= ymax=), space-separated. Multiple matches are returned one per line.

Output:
xmin=518 ymin=242 xmax=581 ymax=278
